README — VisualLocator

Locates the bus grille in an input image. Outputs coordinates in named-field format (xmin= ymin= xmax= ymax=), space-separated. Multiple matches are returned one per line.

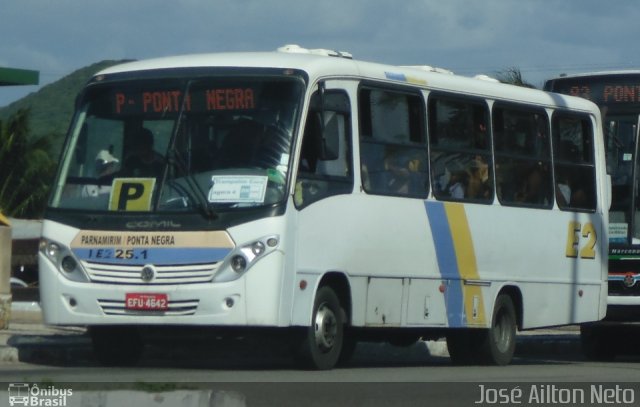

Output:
xmin=609 ymin=281 xmax=640 ymax=296
xmin=98 ymin=299 xmax=200 ymax=316
xmin=81 ymin=261 xmax=221 ymax=285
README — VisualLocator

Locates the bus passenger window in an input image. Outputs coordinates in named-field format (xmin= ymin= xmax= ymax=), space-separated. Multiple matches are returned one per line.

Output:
xmin=493 ymin=105 xmax=552 ymax=208
xmin=552 ymin=114 xmax=596 ymax=211
xmin=295 ymin=90 xmax=353 ymax=208
xmin=428 ymin=95 xmax=493 ymax=203
xmin=358 ymin=86 xmax=428 ymax=198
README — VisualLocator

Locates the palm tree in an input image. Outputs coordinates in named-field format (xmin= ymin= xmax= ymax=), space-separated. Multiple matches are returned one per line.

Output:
xmin=0 ymin=109 xmax=56 ymax=218
xmin=495 ymin=67 xmax=537 ymax=89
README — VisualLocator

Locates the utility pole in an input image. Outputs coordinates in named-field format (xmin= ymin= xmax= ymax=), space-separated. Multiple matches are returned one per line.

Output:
xmin=0 ymin=213 xmax=11 ymax=329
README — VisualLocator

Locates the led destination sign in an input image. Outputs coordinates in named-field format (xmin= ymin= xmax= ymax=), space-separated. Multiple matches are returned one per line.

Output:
xmin=563 ymin=84 xmax=640 ymax=103
xmin=113 ymin=87 xmax=256 ymax=115
xmin=549 ymin=75 xmax=640 ymax=105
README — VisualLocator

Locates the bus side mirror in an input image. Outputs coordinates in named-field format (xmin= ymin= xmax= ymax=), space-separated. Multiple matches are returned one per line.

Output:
xmin=309 ymin=84 xmax=349 ymax=162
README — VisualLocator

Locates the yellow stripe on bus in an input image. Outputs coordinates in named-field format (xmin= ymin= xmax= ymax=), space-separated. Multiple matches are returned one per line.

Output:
xmin=444 ymin=202 xmax=487 ymax=326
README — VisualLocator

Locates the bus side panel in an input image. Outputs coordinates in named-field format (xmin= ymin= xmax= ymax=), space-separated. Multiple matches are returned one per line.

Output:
xmin=293 ymin=187 xmax=605 ymax=331
xmin=465 ymin=204 xmax=605 ymax=328
xmin=293 ymin=194 xmax=446 ymax=328
xmin=294 ymin=195 xmax=494 ymax=329
xmin=405 ymin=278 xmax=447 ymax=326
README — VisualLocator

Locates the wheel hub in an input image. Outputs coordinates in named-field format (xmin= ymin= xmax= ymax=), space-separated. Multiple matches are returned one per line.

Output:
xmin=493 ymin=309 xmax=513 ymax=353
xmin=314 ymin=303 xmax=338 ymax=351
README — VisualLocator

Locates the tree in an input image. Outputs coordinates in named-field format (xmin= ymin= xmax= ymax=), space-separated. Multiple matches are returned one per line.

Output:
xmin=0 ymin=109 xmax=56 ymax=218
xmin=495 ymin=67 xmax=537 ymax=89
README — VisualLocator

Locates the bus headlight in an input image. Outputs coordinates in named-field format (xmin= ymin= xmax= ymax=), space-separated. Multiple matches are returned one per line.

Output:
xmin=39 ymin=238 xmax=88 ymax=282
xmin=214 ymin=235 xmax=280 ymax=282
xmin=45 ymin=241 xmax=61 ymax=259
xmin=61 ymin=256 xmax=78 ymax=273
xmin=40 ymin=239 xmax=61 ymax=263
xmin=230 ymin=255 xmax=247 ymax=273
xmin=251 ymin=241 xmax=266 ymax=256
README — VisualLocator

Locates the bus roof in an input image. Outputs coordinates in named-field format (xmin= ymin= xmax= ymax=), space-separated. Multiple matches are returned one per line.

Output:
xmin=96 ymin=46 xmax=599 ymax=113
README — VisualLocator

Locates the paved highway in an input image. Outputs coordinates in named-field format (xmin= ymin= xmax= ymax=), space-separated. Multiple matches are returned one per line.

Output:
xmin=0 ymin=337 xmax=639 ymax=407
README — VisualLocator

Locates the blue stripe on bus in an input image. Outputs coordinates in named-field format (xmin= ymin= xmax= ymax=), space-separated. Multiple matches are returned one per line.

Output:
xmin=72 ymin=247 xmax=231 ymax=265
xmin=384 ymin=71 xmax=407 ymax=82
xmin=425 ymin=201 xmax=465 ymax=327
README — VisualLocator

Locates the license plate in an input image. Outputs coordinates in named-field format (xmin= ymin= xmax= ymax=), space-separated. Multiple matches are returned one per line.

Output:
xmin=125 ymin=293 xmax=168 ymax=311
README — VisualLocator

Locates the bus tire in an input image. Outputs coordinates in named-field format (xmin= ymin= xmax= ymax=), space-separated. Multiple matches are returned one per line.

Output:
xmin=477 ymin=294 xmax=517 ymax=365
xmin=580 ymin=325 xmax=615 ymax=361
xmin=89 ymin=326 xmax=143 ymax=367
xmin=295 ymin=286 xmax=344 ymax=370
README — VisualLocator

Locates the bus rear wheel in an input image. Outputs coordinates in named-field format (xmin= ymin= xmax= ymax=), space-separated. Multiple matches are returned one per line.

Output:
xmin=295 ymin=286 xmax=345 ymax=370
xmin=477 ymin=294 xmax=517 ymax=365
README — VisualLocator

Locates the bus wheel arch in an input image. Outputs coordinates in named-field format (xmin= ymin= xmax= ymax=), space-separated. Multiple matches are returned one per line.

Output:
xmin=496 ymin=285 xmax=523 ymax=331
xmin=318 ymin=272 xmax=352 ymax=324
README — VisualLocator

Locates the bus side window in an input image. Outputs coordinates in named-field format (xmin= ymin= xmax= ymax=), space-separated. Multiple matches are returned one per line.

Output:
xmin=428 ymin=95 xmax=493 ymax=203
xmin=552 ymin=113 xmax=597 ymax=211
xmin=358 ymin=86 xmax=428 ymax=198
xmin=493 ymin=105 xmax=552 ymax=208
xmin=295 ymin=90 xmax=353 ymax=208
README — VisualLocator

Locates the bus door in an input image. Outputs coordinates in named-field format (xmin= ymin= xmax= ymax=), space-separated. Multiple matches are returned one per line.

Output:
xmin=606 ymin=114 xmax=640 ymax=290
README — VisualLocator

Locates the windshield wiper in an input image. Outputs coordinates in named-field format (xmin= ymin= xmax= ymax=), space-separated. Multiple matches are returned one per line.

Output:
xmin=158 ymin=80 xmax=216 ymax=220
xmin=167 ymin=149 xmax=217 ymax=220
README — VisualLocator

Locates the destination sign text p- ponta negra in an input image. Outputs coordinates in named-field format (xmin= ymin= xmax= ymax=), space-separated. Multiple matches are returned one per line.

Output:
xmin=113 ymin=88 xmax=256 ymax=114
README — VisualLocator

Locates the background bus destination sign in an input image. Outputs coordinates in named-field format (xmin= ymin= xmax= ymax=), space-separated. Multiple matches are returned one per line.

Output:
xmin=113 ymin=87 xmax=256 ymax=114
xmin=552 ymin=77 xmax=640 ymax=105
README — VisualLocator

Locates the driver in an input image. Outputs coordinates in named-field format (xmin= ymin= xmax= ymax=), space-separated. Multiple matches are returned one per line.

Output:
xmin=123 ymin=128 xmax=164 ymax=177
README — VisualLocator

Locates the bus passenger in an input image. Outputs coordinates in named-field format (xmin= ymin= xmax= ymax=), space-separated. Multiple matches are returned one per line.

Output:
xmin=383 ymin=148 xmax=426 ymax=195
xmin=466 ymin=157 xmax=490 ymax=199
xmin=515 ymin=166 xmax=546 ymax=205
xmin=447 ymin=171 xmax=466 ymax=199
xmin=435 ymin=160 xmax=466 ymax=199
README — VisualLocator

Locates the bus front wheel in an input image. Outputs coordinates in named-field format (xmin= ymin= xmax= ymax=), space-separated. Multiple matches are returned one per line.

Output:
xmin=295 ymin=286 xmax=345 ymax=370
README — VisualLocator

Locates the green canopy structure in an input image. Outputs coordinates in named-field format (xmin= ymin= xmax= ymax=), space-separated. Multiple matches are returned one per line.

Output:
xmin=0 ymin=67 xmax=39 ymax=86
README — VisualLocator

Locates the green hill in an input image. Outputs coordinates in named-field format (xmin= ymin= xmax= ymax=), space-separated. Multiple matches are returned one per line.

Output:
xmin=0 ymin=60 xmax=129 ymax=156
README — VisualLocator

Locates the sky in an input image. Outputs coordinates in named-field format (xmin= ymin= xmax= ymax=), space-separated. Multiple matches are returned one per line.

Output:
xmin=2 ymin=0 xmax=640 ymax=108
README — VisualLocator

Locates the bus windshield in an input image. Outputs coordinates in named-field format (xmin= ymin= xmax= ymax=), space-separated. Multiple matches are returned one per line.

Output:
xmin=605 ymin=115 xmax=640 ymax=244
xmin=50 ymin=74 xmax=304 ymax=213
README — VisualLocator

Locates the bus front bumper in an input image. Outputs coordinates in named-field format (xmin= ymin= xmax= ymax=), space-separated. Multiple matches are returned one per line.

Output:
xmin=38 ymin=251 xmax=286 ymax=327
